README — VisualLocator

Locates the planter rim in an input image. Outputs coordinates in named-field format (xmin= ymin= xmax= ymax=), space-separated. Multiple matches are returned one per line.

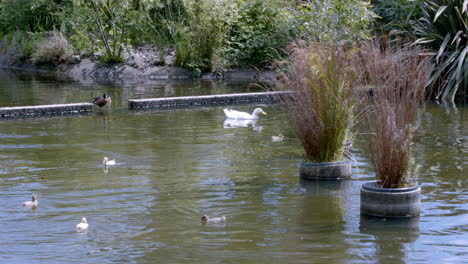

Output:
xmin=362 ymin=181 xmax=420 ymax=193
xmin=299 ymin=160 xmax=351 ymax=167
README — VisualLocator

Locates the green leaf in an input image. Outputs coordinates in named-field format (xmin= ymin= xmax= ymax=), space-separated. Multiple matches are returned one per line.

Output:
xmin=456 ymin=46 xmax=468 ymax=79
xmin=434 ymin=5 xmax=448 ymax=23
xmin=436 ymin=33 xmax=451 ymax=63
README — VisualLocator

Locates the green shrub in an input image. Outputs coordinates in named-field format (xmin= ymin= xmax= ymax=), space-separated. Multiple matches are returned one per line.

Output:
xmin=414 ymin=0 xmax=468 ymax=102
xmin=289 ymin=0 xmax=375 ymax=41
xmin=0 ymin=31 xmax=37 ymax=62
xmin=371 ymin=0 xmax=423 ymax=34
xmin=173 ymin=0 xmax=237 ymax=72
xmin=223 ymin=0 xmax=290 ymax=67
xmin=0 ymin=0 xmax=72 ymax=34
xmin=31 ymin=31 xmax=73 ymax=65
xmin=60 ymin=0 xmax=139 ymax=64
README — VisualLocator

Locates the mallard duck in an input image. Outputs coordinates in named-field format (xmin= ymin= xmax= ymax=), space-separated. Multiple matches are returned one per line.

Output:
xmin=223 ymin=108 xmax=266 ymax=120
xmin=103 ymin=157 xmax=116 ymax=166
xmin=272 ymin=134 xmax=285 ymax=142
xmin=76 ymin=217 xmax=89 ymax=231
xmin=201 ymin=215 xmax=226 ymax=224
xmin=93 ymin=93 xmax=112 ymax=107
xmin=22 ymin=194 xmax=38 ymax=208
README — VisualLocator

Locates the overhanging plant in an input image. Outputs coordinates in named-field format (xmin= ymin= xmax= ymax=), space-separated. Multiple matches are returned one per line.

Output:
xmin=360 ymin=40 xmax=431 ymax=188
xmin=414 ymin=0 xmax=468 ymax=103
xmin=277 ymin=41 xmax=360 ymax=163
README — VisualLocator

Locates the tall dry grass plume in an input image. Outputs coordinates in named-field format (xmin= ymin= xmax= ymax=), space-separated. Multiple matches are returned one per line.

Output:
xmin=276 ymin=41 xmax=361 ymax=162
xmin=359 ymin=40 xmax=431 ymax=188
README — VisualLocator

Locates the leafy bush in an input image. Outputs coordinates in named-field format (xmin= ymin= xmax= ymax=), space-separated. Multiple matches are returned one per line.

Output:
xmin=173 ymin=0 xmax=237 ymax=72
xmin=31 ymin=31 xmax=73 ymax=65
xmin=61 ymin=0 xmax=139 ymax=63
xmin=276 ymin=42 xmax=360 ymax=162
xmin=371 ymin=0 xmax=423 ymax=34
xmin=0 ymin=0 xmax=71 ymax=34
xmin=0 ymin=31 xmax=37 ymax=63
xmin=414 ymin=0 xmax=468 ymax=102
xmin=223 ymin=0 xmax=290 ymax=67
xmin=141 ymin=0 xmax=187 ymax=46
xmin=289 ymin=0 xmax=375 ymax=41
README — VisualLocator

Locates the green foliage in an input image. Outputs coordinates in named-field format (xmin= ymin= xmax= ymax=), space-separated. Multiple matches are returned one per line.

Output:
xmin=0 ymin=0 xmax=72 ymax=34
xmin=0 ymin=0 xmax=376 ymax=71
xmin=62 ymin=0 xmax=139 ymax=63
xmin=31 ymin=31 xmax=73 ymax=65
xmin=172 ymin=0 xmax=236 ymax=72
xmin=223 ymin=0 xmax=289 ymax=67
xmin=371 ymin=0 xmax=423 ymax=34
xmin=414 ymin=0 xmax=468 ymax=102
xmin=0 ymin=31 xmax=37 ymax=62
xmin=140 ymin=0 xmax=187 ymax=46
xmin=289 ymin=0 xmax=375 ymax=41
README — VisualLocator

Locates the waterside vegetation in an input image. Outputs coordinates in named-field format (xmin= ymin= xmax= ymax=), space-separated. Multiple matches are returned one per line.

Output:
xmin=0 ymin=0 xmax=374 ymax=72
xmin=0 ymin=0 xmax=465 ymax=101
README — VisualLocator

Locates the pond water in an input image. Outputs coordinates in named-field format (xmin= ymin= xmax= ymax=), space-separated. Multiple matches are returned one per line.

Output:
xmin=0 ymin=70 xmax=466 ymax=263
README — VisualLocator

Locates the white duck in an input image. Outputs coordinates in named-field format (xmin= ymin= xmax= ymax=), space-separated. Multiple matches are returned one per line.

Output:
xmin=201 ymin=215 xmax=226 ymax=224
xmin=103 ymin=157 xmax=116 ymax=166
xmin=22 ymin=194 xmax=38 ymax=208
xmin=76 ymin=217 xmax=89 ymax=231
xmin=223 ymin=108 xmax=266 ymax=120
xmin=272 ymin=134 xmax=285 ymax=142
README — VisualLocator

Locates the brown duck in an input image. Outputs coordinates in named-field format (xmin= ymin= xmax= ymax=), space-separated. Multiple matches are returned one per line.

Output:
xmin=93 ymin=93 xmax=112 ymax=107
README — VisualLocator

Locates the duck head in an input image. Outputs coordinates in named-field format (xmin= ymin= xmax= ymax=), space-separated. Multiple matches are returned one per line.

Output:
xmin=252 ymin=108 xmax=267 ymax=117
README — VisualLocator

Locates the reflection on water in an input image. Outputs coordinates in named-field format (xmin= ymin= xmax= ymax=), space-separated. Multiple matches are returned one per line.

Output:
xmin=0 ymin=70 xmax=467 ymax=263
xmin=360 ymin=215 xmax=420 ymax=264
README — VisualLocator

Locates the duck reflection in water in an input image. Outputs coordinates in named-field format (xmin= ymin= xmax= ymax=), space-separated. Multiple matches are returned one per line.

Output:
xmin=223 ymin=118 xmax=263 ymax=131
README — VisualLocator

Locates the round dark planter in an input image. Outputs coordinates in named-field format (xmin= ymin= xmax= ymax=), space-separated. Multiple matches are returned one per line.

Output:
xmin=299 ymin=160 xmax=352 ymax=180
xmin=360 ymin=181 xmax=421 ymax=218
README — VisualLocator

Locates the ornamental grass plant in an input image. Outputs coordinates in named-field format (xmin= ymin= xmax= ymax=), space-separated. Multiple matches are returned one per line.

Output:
xmin=276 ymin=41 xmax=361 ymax=163
xmin=359 ymin=40 xmax=431 ymax=188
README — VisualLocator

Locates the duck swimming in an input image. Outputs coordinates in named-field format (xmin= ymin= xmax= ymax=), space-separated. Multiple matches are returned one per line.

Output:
xmin=103 ymin=157 xmax=116 ymax=166
xmin=93 ymin=93 xmax=112 ymax=107
xmin=22 ymin=194 xmax=38 ymax=208
xmin=223 ymin=108 xmax=266 ymax=120
xmin=272 ymin=134 xmax=285 ymax=142
xmin=76 ymin=217 xmax=89 ymax=231
xmin=201 ymin=215 xmax=226 ymax=224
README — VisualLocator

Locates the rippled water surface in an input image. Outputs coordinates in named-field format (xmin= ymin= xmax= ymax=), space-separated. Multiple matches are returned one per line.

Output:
xmin=0 ymin=70 xmax=467 ymax=263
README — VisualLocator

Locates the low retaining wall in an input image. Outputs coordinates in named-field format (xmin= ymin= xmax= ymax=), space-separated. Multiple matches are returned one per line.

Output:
xmin=0 ymin=103 xmax=94 ymax=119
xmin=129 ymin=91 xmax=291 ymax=110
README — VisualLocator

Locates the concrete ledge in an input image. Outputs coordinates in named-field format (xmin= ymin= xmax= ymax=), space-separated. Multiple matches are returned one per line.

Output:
xmin=129 ymin=91 xmax=291 ymax=110
xmin=0 ymin=103 xmax=94 ymax=119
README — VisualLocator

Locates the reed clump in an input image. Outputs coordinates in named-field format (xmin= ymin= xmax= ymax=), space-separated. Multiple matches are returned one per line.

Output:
xmin=359 ymin=40 xmax=431 ymax=188
xmin=276 ymin=41 xmax=361 ymax=162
